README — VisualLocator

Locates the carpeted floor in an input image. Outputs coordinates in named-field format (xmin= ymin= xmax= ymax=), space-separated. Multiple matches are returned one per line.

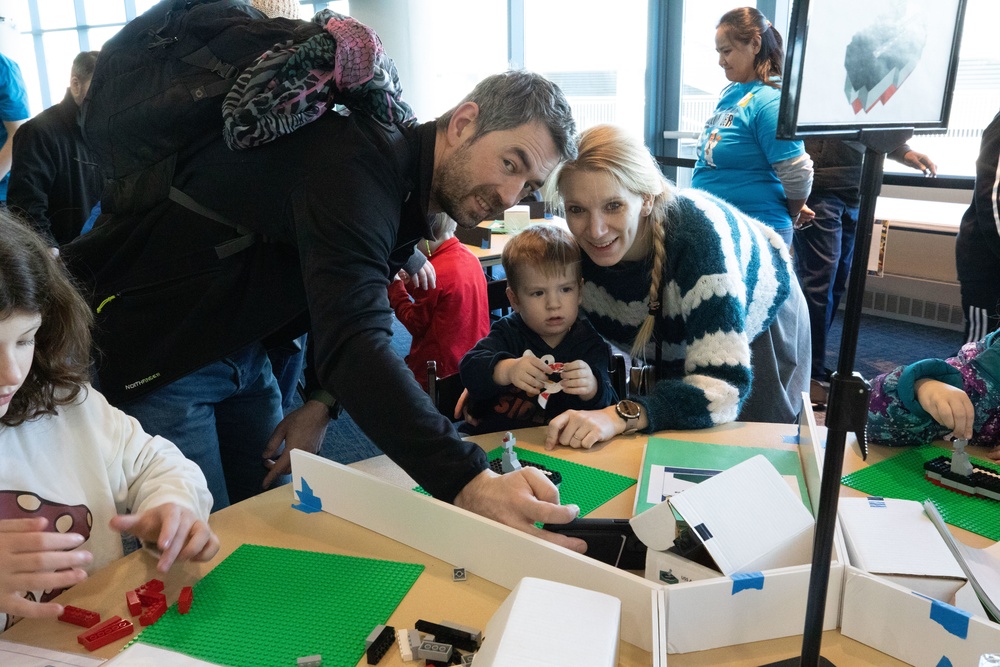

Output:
xmin=294 ymin=317 xmax=415 ymax=466
xmin=815 ymin=312 xmax=964 ymax=425
xmin=825 ymin=312 xmax=964 ymax=382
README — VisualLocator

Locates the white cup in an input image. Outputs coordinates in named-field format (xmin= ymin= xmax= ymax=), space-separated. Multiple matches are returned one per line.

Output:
xmin=504 ymin=205 xmax=531 ymax=234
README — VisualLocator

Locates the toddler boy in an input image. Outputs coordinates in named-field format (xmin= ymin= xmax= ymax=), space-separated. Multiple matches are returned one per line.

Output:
xmin=460 ymin=224 xmax=616 ymax=433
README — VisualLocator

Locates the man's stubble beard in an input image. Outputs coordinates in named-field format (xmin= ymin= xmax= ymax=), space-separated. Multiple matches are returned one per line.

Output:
xmin=432 ymin=143 xmax=503 ymax=229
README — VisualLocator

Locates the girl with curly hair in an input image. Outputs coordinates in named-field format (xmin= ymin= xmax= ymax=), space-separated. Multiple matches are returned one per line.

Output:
xmin=0 ymin=214 xmax=217 ymax=630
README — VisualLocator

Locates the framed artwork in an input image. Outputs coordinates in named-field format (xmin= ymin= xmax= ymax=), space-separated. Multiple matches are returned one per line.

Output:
xmin=778 ymin=0 xmax=968 ymax=138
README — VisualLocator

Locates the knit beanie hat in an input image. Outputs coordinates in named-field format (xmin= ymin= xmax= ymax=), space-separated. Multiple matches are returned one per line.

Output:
xmin=249 ymin=0 xmax=301 ymax=19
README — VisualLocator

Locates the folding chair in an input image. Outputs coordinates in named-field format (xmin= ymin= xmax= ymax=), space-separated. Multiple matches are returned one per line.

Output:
xmin=427 ymin=360 xmax=464 ymax=420
xmin=487 ymin=279 xmax=512 ymax=320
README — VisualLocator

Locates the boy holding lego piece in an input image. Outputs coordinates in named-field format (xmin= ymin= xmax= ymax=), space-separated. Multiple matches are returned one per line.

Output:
xmin=460 ymin=224 xmax=616 ymax=434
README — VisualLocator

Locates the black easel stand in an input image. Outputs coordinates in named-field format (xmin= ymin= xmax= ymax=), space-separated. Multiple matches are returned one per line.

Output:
xmin=762 ymin=128 xmax=913 ymax=667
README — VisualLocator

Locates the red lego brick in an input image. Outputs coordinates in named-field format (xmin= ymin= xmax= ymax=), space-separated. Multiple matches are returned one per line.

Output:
xmin=77 ymin=616 xmax=134 ymax=651
xmin=138 ymin=578 xmax=164 ymax=593
xmin=178 ymin=586 xmax=193 ymax=614
xmin=137 ymin=590 xmax=166 ymax=607
xmin=125 ymin=590 xmax=142 ymax=616
xmin=58 ymin=605 xmax=100 ymax=628
xmin=139 ymin=600 xmax=167 ymax=626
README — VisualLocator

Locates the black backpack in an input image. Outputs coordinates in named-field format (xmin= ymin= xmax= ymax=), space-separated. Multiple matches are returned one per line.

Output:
xmin=82 ymin=0 xmax=323 ymax=216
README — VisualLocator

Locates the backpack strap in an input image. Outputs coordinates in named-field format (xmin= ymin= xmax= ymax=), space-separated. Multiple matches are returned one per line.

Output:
xmin=168 ymin=186 xmax=256 ymax=259
xmin=179 ymin=46 xmax=240 ymax=100
xmin=180 ymin=45 xmax=238 ymax=79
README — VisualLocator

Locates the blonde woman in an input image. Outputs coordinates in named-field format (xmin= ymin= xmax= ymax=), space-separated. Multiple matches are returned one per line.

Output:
xmin=545 ymin=124 xmax=810 ymax=449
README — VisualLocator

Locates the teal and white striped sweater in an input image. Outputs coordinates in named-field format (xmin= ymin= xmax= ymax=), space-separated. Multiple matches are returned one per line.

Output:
xmin=581 ymin=189 xmax=793 ymax=430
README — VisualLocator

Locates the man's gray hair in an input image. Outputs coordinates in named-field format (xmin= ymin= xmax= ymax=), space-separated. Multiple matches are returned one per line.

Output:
xmin=437 ymin=70 xmax=577 ymax=161
xmin=71 ymin=51 xmax=99 ymax=81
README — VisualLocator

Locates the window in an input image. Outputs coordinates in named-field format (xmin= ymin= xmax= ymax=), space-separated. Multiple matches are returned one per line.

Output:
xmin=11 ymin=0 xmax=146 ymax=112
xmin=522 ymin=0 xmax=648 ymax=138
xmin=10 ymin=1 xmax=344 ymax=112
xmin=11 ymin=0 xmax=999 ymax=182
xmin=679 ymin=1 xmax=732 ymax=136
xmin=675 ymin=0 xmax=739 ymax=184
xmin=361 ymin=0 xmax=507 ymax=121
xmin=302 ymin=2 xmax=350 ymax=17
xmin=886 ymin=0 xmax=1000 ymax=177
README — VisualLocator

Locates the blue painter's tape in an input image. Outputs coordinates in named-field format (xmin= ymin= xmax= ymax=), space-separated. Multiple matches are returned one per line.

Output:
xmin=291 ymin=478 xmax=323 ymax=514
xmin=935 ymin=657 xmax=953 ymax=667
xmin=924 ymin=595 xmax=971 ymax=639
xmin=731 ymin=572 xmax=764 ymax=594
xmin=782 ymin=434 xmax=798 ymax=444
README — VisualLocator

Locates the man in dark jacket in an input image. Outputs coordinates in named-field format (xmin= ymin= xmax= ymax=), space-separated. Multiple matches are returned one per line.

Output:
xmin=956 ymin=111 xmax=1000 ymax=345
xmin=793 ymin=138 xmax=936 ymax=405
xmin=63 ymin=71 xmax=586 ymax=550
xmin=8 ymin=51 xmax=102 ymax=247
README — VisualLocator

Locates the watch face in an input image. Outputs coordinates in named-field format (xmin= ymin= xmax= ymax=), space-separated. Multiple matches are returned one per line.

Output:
xmin=617 ymin=400 xmax=641 ymax=420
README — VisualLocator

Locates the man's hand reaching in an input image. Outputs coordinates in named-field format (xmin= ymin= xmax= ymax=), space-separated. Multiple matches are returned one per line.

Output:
xmin=454 ymin=469 xmax=587 ymax=553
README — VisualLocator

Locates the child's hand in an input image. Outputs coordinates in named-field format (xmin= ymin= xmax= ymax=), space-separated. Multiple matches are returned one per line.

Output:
xmin=558 ymin=360 xmax=598 ymax=401
xmin=405 ymin=262 xmax=437 ymax=291
xmin=453 ymin=388 xmax=480 ymax=427
xmin=495 ymin=356 xmax=551 ymax=396
xmin=110 ymin=504 xmax=219 ymax=573
xmin=914 ymin=378 xmax=975 ymax=440
xmin=0 ymin=518 xmax=91 ymax=619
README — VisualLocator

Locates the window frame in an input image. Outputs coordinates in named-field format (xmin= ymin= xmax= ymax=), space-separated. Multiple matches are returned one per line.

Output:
xmin=12 ymin=0 xmax=985 ymax=191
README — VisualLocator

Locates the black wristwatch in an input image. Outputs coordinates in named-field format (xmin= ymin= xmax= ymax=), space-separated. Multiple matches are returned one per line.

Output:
xmin=615 ymin=399 xmax=642 ymax=434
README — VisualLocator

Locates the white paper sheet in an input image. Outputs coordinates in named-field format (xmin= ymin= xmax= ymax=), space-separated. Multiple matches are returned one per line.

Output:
xmin=668 ymin=455 xmax=815 ymax=575
xmin=924 ymin=500 xmax=1000 ymax=619
xmin=840 ymin=497 xmax=965 ymax=578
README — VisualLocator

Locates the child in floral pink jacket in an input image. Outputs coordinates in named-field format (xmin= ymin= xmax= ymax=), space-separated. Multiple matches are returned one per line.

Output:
xmin=867 ymin=328 xmax=1000 ymax=459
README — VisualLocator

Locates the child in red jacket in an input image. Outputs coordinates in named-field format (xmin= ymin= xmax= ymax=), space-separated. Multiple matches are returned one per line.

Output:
xmin=389 ymin=214 xmax=490 ymax=392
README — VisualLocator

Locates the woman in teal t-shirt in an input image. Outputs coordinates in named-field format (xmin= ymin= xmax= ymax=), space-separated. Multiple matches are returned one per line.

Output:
xmin=0 ymin=52 xmax=29 ymax=202
xmin=692 ymin=7 xmax=813 ymax=246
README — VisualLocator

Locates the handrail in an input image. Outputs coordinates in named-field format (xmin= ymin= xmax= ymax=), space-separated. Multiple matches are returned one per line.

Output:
xmin=653 ymin=155 xmax=975 ymax=191
xmin=882 ymin=173 xmax=973 ymax=190
xmin=655 ymin=155 xmax=696 ymax=169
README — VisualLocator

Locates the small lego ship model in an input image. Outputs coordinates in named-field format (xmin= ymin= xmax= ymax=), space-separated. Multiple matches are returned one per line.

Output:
xmin=490 ymin=432 xmax=562 ymax=486
xmin=923 ymin=438 xmax=1000 ymax=502
xmin=488 ymin=457 xmax=562 ymax=487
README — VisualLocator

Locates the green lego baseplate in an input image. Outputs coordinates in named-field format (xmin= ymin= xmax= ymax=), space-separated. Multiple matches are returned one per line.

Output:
xmin=416 ymin=446 xmax=636 ymax=518
xmin=841 ymin=445 xmax=1000 ymax=541
xmin=131 ymin=544 xmax=423 ymax=667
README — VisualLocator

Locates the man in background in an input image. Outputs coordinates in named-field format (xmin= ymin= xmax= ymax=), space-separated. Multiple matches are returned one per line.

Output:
xmin=794 ymin=138 xmax=936 ymax=405
xmin=9 ymin=51 xmax=102 ymax=247
xmin=956 ymin=111 xmax=1000 ymax=345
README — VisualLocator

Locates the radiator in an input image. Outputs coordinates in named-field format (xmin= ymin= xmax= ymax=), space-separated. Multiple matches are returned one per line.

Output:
xmin=858 ymin=274 xmax=964 ymax=332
